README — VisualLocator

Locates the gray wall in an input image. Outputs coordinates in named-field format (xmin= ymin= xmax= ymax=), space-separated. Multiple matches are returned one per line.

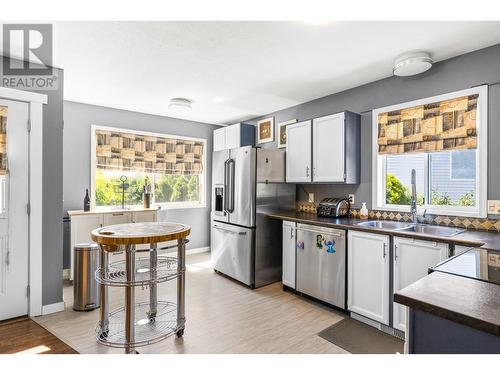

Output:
xmin=1 ymin=56 xmax=64 ymax=306
xmin=63 ymin=101 xmax=219 ymax=260
xmin=248 ymin=43 xmax=500 ymax=217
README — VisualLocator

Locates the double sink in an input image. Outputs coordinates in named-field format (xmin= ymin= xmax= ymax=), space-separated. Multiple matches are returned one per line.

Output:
xmin=355 ymin=220 xmax=465 ymax=237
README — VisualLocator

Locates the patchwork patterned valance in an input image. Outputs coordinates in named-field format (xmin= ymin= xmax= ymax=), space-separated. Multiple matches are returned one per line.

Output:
xmin=0 ymin=107 xmax=7 ymax=176
xmin=95 ymin=129 xmax=204 ymax=175
xmin=377 ymin=94 xmax=478 ymax=154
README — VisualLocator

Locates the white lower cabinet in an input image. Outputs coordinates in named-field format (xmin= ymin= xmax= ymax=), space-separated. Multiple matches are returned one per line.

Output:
xmin=69 ymin=209 xmax=158 ymax=279
xmin=282 ymin=221 xmax=296 ymax=288
xmin=393 ymin=237 xmax=449 ymax=332
xmin=348 ymin=231 xmax=390 ymax=325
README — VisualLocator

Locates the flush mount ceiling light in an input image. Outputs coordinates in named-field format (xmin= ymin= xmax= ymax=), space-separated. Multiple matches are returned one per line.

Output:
xmin=393 ymin=52 xmax=433 ymax=77
xmin=169 ymin=98 xmax=192 ymax=111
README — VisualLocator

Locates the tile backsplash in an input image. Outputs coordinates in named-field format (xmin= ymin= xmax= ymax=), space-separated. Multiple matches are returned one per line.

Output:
xmin=296 ymin=201 xmax=500 ymax=233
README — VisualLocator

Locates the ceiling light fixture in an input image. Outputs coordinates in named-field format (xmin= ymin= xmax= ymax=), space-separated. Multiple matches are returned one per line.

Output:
xmin=393 ymin=52 xmax=433 ymax=77
xmin=169 ymin=98 xmax=192 ymax=111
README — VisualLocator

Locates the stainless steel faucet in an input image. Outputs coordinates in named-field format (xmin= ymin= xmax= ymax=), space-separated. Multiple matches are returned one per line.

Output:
xmin=411 ymin=169 xmax=418 ymax=223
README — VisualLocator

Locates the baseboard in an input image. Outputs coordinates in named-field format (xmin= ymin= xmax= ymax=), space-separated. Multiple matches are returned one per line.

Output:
xmin=42 ymin=301 xmax=65 ymax=315
xmin=164 ymin=246 xmax=210 ymax=255
xmin=187 ymin=246 xmax=210 ymax=255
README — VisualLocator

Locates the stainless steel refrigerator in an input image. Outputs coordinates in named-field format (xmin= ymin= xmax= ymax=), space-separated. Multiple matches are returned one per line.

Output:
xmin=211 ymin=146 xmax=295 ymax=288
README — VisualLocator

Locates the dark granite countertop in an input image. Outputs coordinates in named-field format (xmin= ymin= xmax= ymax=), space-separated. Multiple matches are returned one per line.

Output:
xmin=268 ymin=210 xmax=500 ymax=336
xmin=394 ymin=272 xmax=500 ymax=337
xmin=266 ymin=210 xmax=500 ymax=251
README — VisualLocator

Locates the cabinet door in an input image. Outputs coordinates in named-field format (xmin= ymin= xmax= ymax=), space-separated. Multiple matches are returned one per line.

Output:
xmin=313 ymin=113 xmax=345 ymax=182
xmin=225 ymin=124 xmax=241 ymax=150
xmin=286 ymin=120 xmax=312 ymax=182
xmin=348 ymin=230 xmax=390 ymax=325
xmin=132 ymin=210 xmax=157 ymax=223
xmin=213 ymin=127 xmax=226 ymax=151
xmin=393 ymin=238 xmax=449 ymax=332
xmin=282 ymin=221 xmax=296 ymax=288
xmin=70 ymin=214 xmax=103 ymax=280
xmin=103 ymin=212 xmax=132 ymax=226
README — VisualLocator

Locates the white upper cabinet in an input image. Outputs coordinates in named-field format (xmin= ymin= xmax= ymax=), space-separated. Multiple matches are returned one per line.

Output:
xmin=348 ymin=230 xmax=390 ymax=325
xmin=225 ymin=124 xmax=240 ymax=149
xmin=393 ymin=237 xmax=449 ymax=332
xmin=313 ymin=113 xmax=345 ymax=182
xmin=286 ymin=120 xmax=312 ymax=182
xmin=213 ymin=128 xmax=226 ymax=152
xmin=213 ymin=123 xmax=255 ymax=151
xmin=285 ymin=111 xmax=360 ymax=184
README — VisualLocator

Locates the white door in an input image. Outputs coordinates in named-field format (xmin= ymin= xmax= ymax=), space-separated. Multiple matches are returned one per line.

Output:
xmin=393 ymin=237 xmax=448 ymax=332
xmin=0 ymin=99 xmax=30 ymax=320
xmin=225 ymin=124 xmax=240 ymax=149
xmin=213 ymin=128 xmax=226 ymax=151
xmin=313 ymin=113 xmax=345 ymax=182
xmin=286 ymin=120 xmax=312 ymax=182
xmin=282 ymin=221 xmax=296 ymax=288
xmin=347 ymin=231 xmax=390 ymax=325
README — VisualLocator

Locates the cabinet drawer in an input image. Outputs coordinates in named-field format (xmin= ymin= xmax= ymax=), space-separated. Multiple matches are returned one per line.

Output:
xmin=103 ymin=212 xmax=132 ymax=226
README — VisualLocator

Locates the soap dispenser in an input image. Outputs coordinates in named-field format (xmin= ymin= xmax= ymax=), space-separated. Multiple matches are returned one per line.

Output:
xmin=359 ymin=202 xmax=368 ymax=220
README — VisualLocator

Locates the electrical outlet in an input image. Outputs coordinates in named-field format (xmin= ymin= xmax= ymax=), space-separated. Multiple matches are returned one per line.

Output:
xmin=487 ymin=200 xmax=500 ymax=214
xmin=488 ymin=254 xmax=500 ymax=267
xmin=308 ymin=193 xmax=315 ymax=203
xmin=348 ymin=194 xmax=355 ymax=205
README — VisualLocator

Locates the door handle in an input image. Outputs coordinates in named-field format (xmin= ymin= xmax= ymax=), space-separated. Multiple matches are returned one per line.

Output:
xmin=227 ymin=158 xmax=235 ymax=213
xmin=383 ymin=243 xmax=387 ymax=259
xmin=212 ymin=225 xmax=246 ymax=235
xmin=306 ymin=166 xmax=310 ymax=178
xmin=394 ymin=244 xmax=398 ymax=261
xmin=296 ymin=228 xmax=344 ymax=238
xmin=223 ymin=159 xmax=229 ymax=213
xmin=290 ymin=227 xmax=294 ymax=239
xmin=5 ymin=250 xmax=10 ymax=267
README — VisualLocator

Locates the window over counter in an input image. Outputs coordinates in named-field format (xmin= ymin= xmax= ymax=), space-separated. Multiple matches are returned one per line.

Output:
xmin=372 ymin=86 xmax=487 ymax=217
xmin=91 ymin=125 xmax=206 ymax=210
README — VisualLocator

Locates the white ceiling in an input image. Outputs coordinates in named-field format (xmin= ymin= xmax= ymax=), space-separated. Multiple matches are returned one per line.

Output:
xmin=48 ymin=21 xmax=500 ymax=124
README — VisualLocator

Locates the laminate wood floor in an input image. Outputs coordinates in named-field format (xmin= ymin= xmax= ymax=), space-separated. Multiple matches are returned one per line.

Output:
xmin=0 ymin=317 xmax=78 ymax=354
xmin=34 ymin=252 xmax=348 ymax=354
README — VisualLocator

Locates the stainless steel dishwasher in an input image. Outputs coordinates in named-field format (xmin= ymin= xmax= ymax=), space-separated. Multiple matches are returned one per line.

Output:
xmin=296 ymin=223 xmax=346 ymax=309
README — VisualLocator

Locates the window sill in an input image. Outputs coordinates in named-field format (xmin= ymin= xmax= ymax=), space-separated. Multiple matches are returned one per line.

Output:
xmin=373 ymin=205 xmax=486 ymax=219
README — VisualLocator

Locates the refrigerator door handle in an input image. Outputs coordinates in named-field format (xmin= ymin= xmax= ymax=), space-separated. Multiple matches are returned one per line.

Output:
xmin=223 ymin=159 xmax=230 ymax=213
xmin=212 ymin=224 xmax=247 ymax=235
xmin=227 ymin=158 xmax=235 ymax=213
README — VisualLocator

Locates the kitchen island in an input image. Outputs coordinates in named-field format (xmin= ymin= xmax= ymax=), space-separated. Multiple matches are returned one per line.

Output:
xmin=394 ymin=247 xmax=500 ymax=353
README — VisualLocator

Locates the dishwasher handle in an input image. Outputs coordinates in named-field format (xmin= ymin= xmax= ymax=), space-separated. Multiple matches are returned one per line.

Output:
xmin=296 ymin=227 xmax=344 ymax=238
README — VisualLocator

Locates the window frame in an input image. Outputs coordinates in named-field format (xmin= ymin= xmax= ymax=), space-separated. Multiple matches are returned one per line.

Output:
xmin=91 ymin=124 xmax=207 ymax=210
xmin=372 ymin=86 xmax=488 ymax=218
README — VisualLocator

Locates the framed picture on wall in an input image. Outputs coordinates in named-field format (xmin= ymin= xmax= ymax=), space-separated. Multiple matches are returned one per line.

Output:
xmin=257 ymin=117 xmax=274 ymax=144
xmin=277 ymin=119 xmax=297 ymax=148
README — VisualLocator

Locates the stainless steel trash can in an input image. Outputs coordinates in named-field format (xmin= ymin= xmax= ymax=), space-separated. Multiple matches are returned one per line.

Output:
xmin=73 ymin=243 xmax=100 ymax=311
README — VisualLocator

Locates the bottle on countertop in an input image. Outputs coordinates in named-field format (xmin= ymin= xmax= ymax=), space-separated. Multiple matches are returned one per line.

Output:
xmin=359 ymin=202 xmax=368 ymax=220
xmin=83 ymin=189 xmax=91 ymax=212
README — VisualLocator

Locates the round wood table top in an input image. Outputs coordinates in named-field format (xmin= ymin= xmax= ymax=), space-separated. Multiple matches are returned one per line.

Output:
xmin=91 ymin=222 xmax=191 ymax=246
